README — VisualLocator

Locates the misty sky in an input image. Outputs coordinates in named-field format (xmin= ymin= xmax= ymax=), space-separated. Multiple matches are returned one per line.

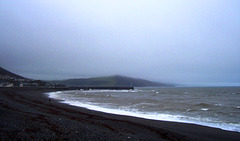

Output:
xmin=0 ymin=0 xmax=240 ymax=85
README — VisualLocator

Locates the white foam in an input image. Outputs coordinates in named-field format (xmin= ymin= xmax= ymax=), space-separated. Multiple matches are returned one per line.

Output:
xmin=62 ymin=100 xmax=240 ymax=132
xmin=214 ymin=104 xmax=223 ymax=106
xmin=201 ymin=108 xmax=209 ymax=111
xmin=45 ymin=91 xmax=240 ymax=132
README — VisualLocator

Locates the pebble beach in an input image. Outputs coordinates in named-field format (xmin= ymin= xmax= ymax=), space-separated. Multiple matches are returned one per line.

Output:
xmin=1 ymin=88 xmax=240 ymax=141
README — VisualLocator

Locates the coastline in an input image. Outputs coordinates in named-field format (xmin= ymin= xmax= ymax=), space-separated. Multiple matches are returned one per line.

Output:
xmin=1 ymin=88 xmax=240 ymax=141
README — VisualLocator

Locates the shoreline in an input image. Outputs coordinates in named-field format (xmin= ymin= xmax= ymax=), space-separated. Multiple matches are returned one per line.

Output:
xmin=1 ymin=88 xmax=240 ymax=140
xmin=45 ymin=89 xmax=240 ymax=133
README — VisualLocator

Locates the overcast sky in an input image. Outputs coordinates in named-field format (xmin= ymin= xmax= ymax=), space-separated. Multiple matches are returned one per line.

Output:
xmin=0 ymin=0 xmax=240 ymax=85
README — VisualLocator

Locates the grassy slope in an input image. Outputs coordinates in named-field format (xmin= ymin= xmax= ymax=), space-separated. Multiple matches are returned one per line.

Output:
xmin=51 ymin=75 xmax=167 ymax=87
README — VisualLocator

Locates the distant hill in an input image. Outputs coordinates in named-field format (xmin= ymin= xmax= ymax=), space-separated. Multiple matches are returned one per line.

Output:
xmin=50 ymin=75 xmax=169 ymax=87
xmin=0 ymin=67 xmax=51 ymax=87
xmin=0 ymin=67 xmax=26 ymax=79
xmin=0 ymin=67 xmax=171 ymax=87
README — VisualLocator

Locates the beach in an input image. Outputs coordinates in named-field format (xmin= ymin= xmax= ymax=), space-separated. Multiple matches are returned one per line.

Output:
xmin=1 ymin=88 xmax=240 ymax=141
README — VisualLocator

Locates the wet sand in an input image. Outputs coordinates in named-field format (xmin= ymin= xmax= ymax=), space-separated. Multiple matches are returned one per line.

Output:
xmin=0 ymin=88 xmax=240 ymax=141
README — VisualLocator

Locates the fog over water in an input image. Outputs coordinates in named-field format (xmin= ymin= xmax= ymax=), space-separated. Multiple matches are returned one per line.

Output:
xmin=0 ymin=0 xmax=240 ymax=85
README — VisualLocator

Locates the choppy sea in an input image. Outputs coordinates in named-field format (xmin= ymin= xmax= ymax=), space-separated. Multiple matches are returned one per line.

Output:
xmin=45 ymin=87 xmax=240 ymax=132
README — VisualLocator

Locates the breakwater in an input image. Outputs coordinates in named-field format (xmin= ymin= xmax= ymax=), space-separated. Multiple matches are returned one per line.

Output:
xmin=0 ymin=86 xmax=134 ymax=90
xmin=67 ymin=86 xmax=134 ymax=90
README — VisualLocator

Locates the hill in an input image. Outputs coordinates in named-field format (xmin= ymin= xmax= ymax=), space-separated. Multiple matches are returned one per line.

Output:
xmin=0 ymin=67 xmax=26 ymax=79
xmin=0 ymin=67 xmax=50 ymax=87
xmin=0 ymin=67 xmax=171 ymax=87
xmin=51 ymin=75 xmax=169 ymax=87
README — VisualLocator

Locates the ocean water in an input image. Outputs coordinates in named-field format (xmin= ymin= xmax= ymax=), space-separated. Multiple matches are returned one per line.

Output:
xmin=45 ymin=87 xmax=240 ymax=132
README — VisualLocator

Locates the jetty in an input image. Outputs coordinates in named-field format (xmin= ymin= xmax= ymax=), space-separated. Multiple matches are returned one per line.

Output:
xmin=67 ymin=86 xmax=134 ymax=90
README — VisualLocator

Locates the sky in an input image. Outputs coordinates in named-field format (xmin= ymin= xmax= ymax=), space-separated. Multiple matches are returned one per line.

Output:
xmin=0 ymin=0 xmax=240 ymax=85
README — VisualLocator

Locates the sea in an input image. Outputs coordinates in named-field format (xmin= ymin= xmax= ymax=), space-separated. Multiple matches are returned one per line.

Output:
xmin=45 ymin=87 xmax=240 ymax=132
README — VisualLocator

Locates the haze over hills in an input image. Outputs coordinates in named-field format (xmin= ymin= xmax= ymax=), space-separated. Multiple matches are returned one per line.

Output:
xmin=0 ymin=67 xmax=170 ymax=87
xmin=50 ymin=75 xmax=169 ymax=87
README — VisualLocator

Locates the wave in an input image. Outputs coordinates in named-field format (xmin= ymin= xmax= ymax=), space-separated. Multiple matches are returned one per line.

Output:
xmin=201 ymin=108 xmax=209 ymax=111
xmin=45 ymin=91 xmax=240 ymax=132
